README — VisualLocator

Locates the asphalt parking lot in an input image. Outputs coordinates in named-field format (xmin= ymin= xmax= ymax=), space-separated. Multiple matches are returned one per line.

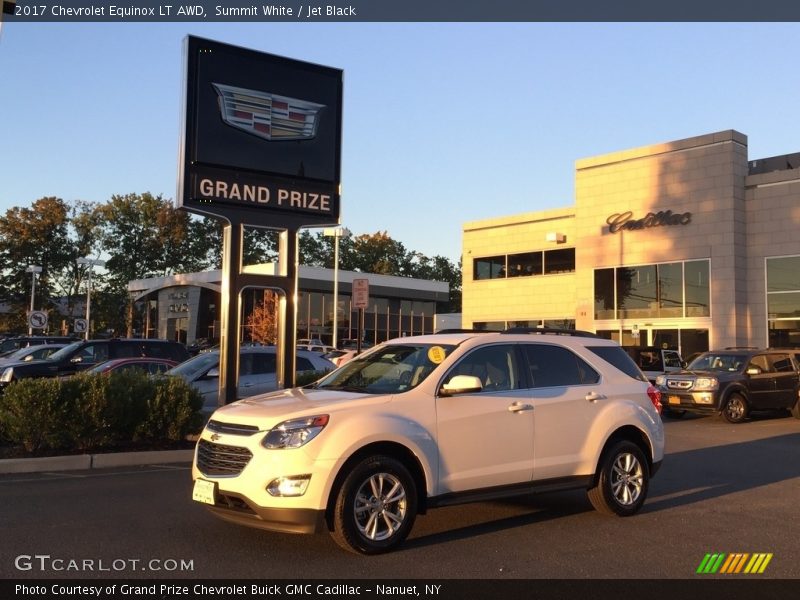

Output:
xmin=1 ymin=411 xmax=798 ymax=580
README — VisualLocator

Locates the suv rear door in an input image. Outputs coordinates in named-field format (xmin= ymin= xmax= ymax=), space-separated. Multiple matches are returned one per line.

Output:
xmin=523 ymin=343 xmax=602 ymax=480
xmin=766 ymin=353 xmax=798 ymax=409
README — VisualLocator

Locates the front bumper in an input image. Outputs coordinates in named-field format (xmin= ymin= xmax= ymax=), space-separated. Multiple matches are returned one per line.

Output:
xmin=660 ymin=390 xmax=720 ymax=414
xmin=191 ymin=427 xmax=337 ymax=535
xmin=204 ymin=489 xmax=326 ymax=534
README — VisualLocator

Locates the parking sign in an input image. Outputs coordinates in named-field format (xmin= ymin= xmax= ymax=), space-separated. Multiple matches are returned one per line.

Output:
xmin=352 ymin=279 xmax=369 ymax=309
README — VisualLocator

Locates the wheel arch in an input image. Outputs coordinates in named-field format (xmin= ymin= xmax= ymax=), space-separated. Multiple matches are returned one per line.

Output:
xmin=719 ymin=384 xmax=750 ymax=412
xmin=593 ymin=425 xmax=653 ymax=487
xmin=324 ymin=441 xmax=429 ymax=531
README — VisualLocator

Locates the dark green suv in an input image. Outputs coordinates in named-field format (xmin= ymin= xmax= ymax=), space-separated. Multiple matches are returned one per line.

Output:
xmin=655 ymin=348 xmax=800 ymax=423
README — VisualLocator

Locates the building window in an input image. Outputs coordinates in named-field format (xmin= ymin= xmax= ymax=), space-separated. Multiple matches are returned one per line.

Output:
xmin=474 ymin=256 xmax=506 ymax=280
xmin=684 ymin=260 xmax=710 ymax=317
xmin=507 ymin=252 xmax=542 ymax=277
xmin=544 ymin=248 xmax=575 ymax=274
xmin=767 ymin=256 xmax=800 ymax=347
xmin=474 ymin=249 xmax=575 ymax=280
xmin=594 ymin=260 xmax=710 ymax=320
xmin=594 ymin=268 xmax=615 ymax=320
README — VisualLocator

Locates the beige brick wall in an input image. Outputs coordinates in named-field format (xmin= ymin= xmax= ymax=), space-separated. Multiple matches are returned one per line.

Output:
xmin=744 ymin=169 xmax=800 ymax=346
xmin=462 ymin=130 xmax=800 ymax=350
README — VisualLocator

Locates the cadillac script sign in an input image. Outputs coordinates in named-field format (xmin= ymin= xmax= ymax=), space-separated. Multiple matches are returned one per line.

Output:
xmin=178 ymin=36 xmax=343 ymax=227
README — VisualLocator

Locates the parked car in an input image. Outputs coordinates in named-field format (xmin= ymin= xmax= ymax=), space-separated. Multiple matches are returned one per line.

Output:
xmin=0 ymin=335 xmax=78 ymax=355
xmin=166 ymin=347 xmax=334 ymax=416
xmin=655 ymin=348 xmax=800 ymax=423
xmin=0 ymin=338 xmax=190 ymax=392
xmin=323 ymin=348 xmax=359 ymax=367
xmin=622 ymin=346 xmax=684 ymax=384
xmin=0 ymin=343 xmax=68 ymax=366
xmin=338 ymin=338 xmax=373 ymax=351
xmin=87 ymin=357 xmax=178 ymax=376
xmin=192 ymin=328 xmax=664 ymax=554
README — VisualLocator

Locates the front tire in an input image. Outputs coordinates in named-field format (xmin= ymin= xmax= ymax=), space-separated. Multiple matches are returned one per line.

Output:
xmin=330 ymin=455 xmax=417 ymax=554
xmin=722 ymin=393 xmax=748 ymax=423
xmin=588 ymin=441 xmax=649 ymax=517
xmin=791 ymin=389 xmax=800 ymax=419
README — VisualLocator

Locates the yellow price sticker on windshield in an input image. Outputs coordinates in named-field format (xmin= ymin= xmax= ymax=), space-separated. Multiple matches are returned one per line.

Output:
xmin=428 ymin=346 xmax=446 ymax=364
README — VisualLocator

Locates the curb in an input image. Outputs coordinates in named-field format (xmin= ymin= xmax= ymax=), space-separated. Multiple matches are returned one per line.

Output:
xmin=0 ymin=449 xmax=194 ymax=475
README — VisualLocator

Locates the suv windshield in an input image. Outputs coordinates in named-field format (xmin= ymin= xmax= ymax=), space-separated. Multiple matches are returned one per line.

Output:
xmin=315 ymin=343 xmax=456 ymax=394
xmin=688 ymin=353 xmax=745 ymax=372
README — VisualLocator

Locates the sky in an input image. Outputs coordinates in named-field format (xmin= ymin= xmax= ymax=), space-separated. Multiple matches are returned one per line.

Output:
xmin=1 ymin=22 xmax=800 ymax=264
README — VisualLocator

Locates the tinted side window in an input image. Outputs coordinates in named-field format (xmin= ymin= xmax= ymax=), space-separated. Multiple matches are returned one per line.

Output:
xmin=444 ymin=345 xmax=519 ymax=392
xmin=113 ymin=342 xmax=140 ymax=358
xmin=663 ymin=351 xmax=683 ymax=368
xmin=77 ymin=343 xmax=109 ymax=363
xmin=252 ymin=353 xmax=277 ymax=374
xmin=587 ymin=346 xmax=648 ymax=382
xmin=296 ymin=357 xmax=315 ymax=372
xmin=749 ymin=355 xmax=771 ymax=373
xmin=770 ymin=354 xmax=793 ymax=373
xmin=524 ymin=345 xmax=598 ymax=387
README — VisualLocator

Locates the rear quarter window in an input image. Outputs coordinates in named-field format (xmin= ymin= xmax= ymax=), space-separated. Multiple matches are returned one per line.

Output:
xmin=587 ymin=346 xmax=648 ymax=382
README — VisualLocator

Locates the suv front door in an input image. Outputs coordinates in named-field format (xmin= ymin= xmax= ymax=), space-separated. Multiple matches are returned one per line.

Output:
xmin=436 ymin=344 xmax=533 ymax=493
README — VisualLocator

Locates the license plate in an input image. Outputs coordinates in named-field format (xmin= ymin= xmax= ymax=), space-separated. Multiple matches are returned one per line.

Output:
xmin=668 ymin=395 xmax=681 ymax=405
xmin=192 ymin=479 xmax=217 ymax=505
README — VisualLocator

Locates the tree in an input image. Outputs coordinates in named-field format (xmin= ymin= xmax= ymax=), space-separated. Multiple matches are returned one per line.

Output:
xmin=246 ymin=291 xmax=279 ymax=344
xmin=0 ymin=197 xmax=77 ymax=329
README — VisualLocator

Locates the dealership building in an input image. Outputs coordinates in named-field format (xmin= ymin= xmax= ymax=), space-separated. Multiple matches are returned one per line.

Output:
xmin=462 ymin=129 xmax=800 ymax=357
xmin=127 ymin=264 xmax=449 ymax=346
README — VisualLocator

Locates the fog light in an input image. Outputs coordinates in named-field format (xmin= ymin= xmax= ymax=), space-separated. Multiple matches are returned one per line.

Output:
xmin=695 ymin=394 xmax=714 ymax=405
xmin=267 ymin=475 xmax=311 ymax=497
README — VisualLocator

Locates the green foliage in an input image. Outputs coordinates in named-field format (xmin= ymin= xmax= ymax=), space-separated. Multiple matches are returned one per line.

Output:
xmin=135 ymin=375 xmax=203 ymax=442
xmin=0 ymin=373 xmax=203 ymax=454
xmin=0 ymin=378 xmax=69 ymax=452
xmin=296 ymin=369 xmax=331 ymax=387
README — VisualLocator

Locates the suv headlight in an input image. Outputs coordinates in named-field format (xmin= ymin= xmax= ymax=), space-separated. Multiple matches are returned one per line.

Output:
xmin=0 ymin=367 xmax=13 ymax=383
xmin=693 ymin=377 xmax=718 ymax=391
xmin=655 ymin=375 xmax=666 ymax=387
xmin=262 ymin=415 xmax=329 ymax=449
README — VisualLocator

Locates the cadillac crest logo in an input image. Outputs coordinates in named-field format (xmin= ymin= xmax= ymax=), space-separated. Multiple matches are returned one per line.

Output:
xmin=212 ymin=82 xmax=325 ymax=141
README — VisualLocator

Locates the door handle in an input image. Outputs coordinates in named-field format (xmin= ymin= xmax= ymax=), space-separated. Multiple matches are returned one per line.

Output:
xmin=508 ymin=401 xmax=534 ymax=413
xmin=585 ymin=391 xmax=605 ymax=402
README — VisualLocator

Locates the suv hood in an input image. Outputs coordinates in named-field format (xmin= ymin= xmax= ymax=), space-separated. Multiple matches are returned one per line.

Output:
xmin=669 ymin=369 xmax=742 ymax=382
xmin=208 ymin=386 xmax=390 ymax=430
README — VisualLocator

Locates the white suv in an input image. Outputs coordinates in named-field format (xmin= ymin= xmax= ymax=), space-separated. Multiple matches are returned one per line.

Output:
xmin=192 ymin=329 xmax=664 ymax=554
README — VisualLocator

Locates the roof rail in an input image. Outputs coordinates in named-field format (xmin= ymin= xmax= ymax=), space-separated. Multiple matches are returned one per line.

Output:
xmin=723 ymin=346 xmax=758 ymax=350
xmin=435 ymin=329 xmax=495 ymax=334
xmin=501 ymin=327 xmax=599 ymax=338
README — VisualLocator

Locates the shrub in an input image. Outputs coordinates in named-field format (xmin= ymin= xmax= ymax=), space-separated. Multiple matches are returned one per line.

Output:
xmin=0 ymin=378 xmax=68 ymax=452
xmin=0 ymin=372 xmax=203 ymax=454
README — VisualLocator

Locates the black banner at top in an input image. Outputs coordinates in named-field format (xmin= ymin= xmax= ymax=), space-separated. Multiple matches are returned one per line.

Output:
xmin=3 ymin=0 xmax=800 ymax=22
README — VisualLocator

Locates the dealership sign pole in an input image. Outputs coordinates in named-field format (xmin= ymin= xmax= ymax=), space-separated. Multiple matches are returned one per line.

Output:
xmin=178 ymin=36 xmax=342 ymax=406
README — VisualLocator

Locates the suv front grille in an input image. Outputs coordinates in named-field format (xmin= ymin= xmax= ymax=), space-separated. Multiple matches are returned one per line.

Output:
xmin=197 ymin=440 xmax=252 ymax=476
xmin=667 ymin=380 xmax=693 ymax=390
xmin=206 ymin=419 xmax=260 ymax=436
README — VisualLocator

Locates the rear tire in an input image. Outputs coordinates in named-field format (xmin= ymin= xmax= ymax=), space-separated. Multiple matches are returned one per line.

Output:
xmin=791 ymin=389 xmax=800 ymax=419
xmin=588 ymin=441 xmax=649 ymax=517
xmin=330 ymin=455 xmax=417 ymax=555
xmin=721 ymin=393 xmax=748 ymax=424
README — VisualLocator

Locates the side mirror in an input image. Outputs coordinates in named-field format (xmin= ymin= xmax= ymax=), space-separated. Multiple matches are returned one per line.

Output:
xmin=681 ymin=361 xmax=688 ymax=369
xmin=70 ymin=356 xmax=83 ymax=364
xmin=746 ymin=366 xmax=762 ymax=376
xmin=440 ymin=375 xmax=483 ymax=396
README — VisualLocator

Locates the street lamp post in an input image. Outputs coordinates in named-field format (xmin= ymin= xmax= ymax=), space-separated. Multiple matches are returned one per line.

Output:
xmin=77 ymin=258 xmax=106 ymax=340
xmin=25 ymin=265 xmax=42 ymax=335
xmin=323 ymin=227 xmax=351 ymax=349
